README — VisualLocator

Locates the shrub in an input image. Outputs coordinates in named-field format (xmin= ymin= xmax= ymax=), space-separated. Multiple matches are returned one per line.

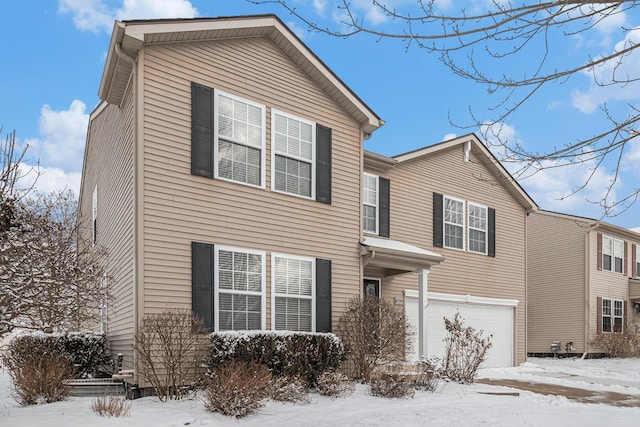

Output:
xmin=369 ymin=373 xmax=415 ymax=399
xmin=6 ymin=352 xmax=75 ymax=405
xmin=134 ymin=309 xmax=209 ymax=401
xmin=335 ymin=296 xmax=411 ymax=382
xmin=270 ymin=376 xmax=310 ymax=404
xmin=315 ymin=369 xmax=355 ymax=398
xmin=4 ymin=332 xmax=110 ymax=378
xmin=204 ymin=360 xmax=272 ymax=418
xmin=412 ymin=359 xmax=440 ymax=392
xmin=590 ymin=325 xmax=640 ymax=357
xmin=441 ymin=312 xmax=492 ymax=384
xmin=91 ymin=395 xmax=131 ymax=417
xmin=207 ymin=331 xmax=344 ymax=386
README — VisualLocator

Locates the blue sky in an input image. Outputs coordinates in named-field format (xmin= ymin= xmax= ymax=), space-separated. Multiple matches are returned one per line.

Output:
xmin=1 ymin=0 xmax=639 ymax=229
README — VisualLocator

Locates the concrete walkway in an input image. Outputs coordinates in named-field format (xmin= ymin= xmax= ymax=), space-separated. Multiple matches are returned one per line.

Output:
xmin=476 ymin=378 xmax=640 ymax=407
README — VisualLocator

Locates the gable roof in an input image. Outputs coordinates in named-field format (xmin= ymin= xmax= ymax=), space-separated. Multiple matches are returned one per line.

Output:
xmin=393 ymin=133 xmax=538 ymax=212
xmin=99 ymin=14 xmax=383 ymax=136
xmin=532 ymin=209 xmax=640 ymax=242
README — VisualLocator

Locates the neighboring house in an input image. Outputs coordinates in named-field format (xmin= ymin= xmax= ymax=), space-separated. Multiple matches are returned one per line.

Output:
xmin=79 ymin=15 xmax=535 ymax=388
xmin=527 ymin=210 xmax=640 ymax=356
xmin=362 ymin=135 xmax=537 ymax=367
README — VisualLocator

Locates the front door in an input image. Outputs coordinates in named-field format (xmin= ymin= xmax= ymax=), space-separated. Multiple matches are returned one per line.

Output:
xmin=363 ymin=278 xmax=381 ymax=298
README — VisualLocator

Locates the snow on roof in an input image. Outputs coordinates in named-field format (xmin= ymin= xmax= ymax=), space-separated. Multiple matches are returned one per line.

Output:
xmin=362 ymin=236 xmax=442 ymax=258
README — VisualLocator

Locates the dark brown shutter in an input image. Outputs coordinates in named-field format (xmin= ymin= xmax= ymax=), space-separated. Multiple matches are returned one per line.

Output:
xmin=624 ymin=241 xmax=628 ymax=276
xmin=624 ymin=300 xmax=628 ymax=332
xmin=633 ymin=244 xmax=637 ymax=278
xmin=433 ymin=193 xmax=443 ymax=248
xmin=597 ymin=233 xmax=603 ymax=271
xmin=597 ymin=296 xmax=602 ymax=333
xmin=488 ymin=208 xmax=496 ymax=257
xmin=379 ymin=177 xmax=390 ymax=238
xmin=192 ymin=242 xmax=215 ymax=332
xmin=191 ymin=82 xmax=215 ymax=178
xmin=316 ymin=124 xmax=332 ymax=204
xmin=316 ymin=258 xmax=332 ymax=332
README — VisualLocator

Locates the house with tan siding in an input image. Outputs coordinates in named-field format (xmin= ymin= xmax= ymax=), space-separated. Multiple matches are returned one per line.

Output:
xmin=79 ymin=15 xmax=536 ymax=388
xmin=527 ymin=210 xmax=640 ymax=356
xmin=362 ymin=135 xmax=537 ymax=367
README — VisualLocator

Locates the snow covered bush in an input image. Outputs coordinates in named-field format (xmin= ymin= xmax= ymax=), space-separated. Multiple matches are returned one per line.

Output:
xmin=4 ymin=349 xmax=75 ymax=405
xmin=134 ymin=309 xmax=209 ymax=401
xmin=204 ymin=360 xmax=272 ymax=418
xmin=4 ymin=332 xmax=110 ymax=378
xmin=336 ymin=296 xmax=411 ymax=382
xmin=412 ymin=359 xmax=440 ymax=392
xmin=369 ymin=373 xmax=415 ymax=399
xmin=315 ymin=369 xmax=355 ymax=398
xmin=441 ymin=312 xmax=492 ymax=384
xmin=91 ymin=394 xmax=131 ymax=417
xmin=270 ymin=375 xmax=310 ymax=404
xmin=207 ymin=331 xmax=344 ymax=386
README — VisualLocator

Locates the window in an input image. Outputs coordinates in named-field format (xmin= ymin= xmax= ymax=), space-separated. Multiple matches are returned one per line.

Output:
xmin=272 ymin=254 xmax=315 ymax=332
xmin=602 ymin=298 xmax=624 ymax=332
xmin=92 ymin=186 xmax=98 ymax=244
xmin=363 ymin=173 xmax=379 ymax=234
xmin=444 ymin=196 xmax=465 ymax=250
xmin=215 ymin=247 xmax=265 ymax=331
xmin=636 ymin=244 xmax=640 ymax=277
xmin=601 ymin=235 xmax=624 ymax=273
xmin=468 ymin=203 xmax=488 ymax=254
xmin=272 ymin=110 xmax=315 ymax=198
xmin=216 ymin=91 xmax=265 ymax=187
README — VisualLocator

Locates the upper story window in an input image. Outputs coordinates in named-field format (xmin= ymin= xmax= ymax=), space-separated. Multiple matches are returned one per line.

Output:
xmin=272 ymin=254 xmax=315 ymax=332
xmin=215 ymin=246 xmax=266 ymax=331
xmin=363 ymin=173 xmax=379 ymax=234
xmin=468 ymin=203 xmax=488 ymax=254
xmin=601 ymin=234 xmax=624 ymax=274
xmin=434 ymin=193 xmax=495 ymax=257
xmin=216 ymin=91 xmax=266 ymax=187
xmin=601 ymin=297 xmax=624 ymax=332
xmin=271 ymin=110 xmax=315 ymax=198
xmin=444 ymin=196 xmax=465 ymax=250
xmin=635 ymin=244 xmax=640 ymax=277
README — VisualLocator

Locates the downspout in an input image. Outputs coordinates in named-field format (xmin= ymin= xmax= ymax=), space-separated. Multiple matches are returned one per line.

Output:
xmin=583 ymin=225 xmax=593 ymax=358
xmin=114 ymin=42 xmax=139 ymax=379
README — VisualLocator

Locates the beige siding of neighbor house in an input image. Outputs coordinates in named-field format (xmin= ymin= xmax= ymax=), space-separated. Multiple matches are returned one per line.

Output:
xmin=526 ymin=212 xmax=587 ymax=353
xmin=369 ymin=144 xmax=528 ymax=364
xmin=79 ymin=84 xmax=136 ymax=370
xmin=138 ymin=37 xmax=363 ymax=328
xmin=587 ymin=229 xmax=634 ymax=351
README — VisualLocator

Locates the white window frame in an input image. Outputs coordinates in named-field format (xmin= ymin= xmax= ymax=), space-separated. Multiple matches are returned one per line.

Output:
xmin=363 ymin=172 xmax=379 ymax=234
xmin=214 ymin=246 xmax=266 ymax=331
xmin=443 ymin=195 xmax=465 ymax=251
xmin=271 ymin=253 xmax=316 ymax=332
xmin=270 ymin=109 xmax=316 ymax=199
xmin=467 ymin=202 xmax=488 ymax=255
xmin=214 ymin=90 xmax=266 ymax=188
xmin=602 ymin=235 xmax=613 ymax=272
xmin=636 ymin=244 xmax=640 ymax=278
xmin=92 ymin=185 xmax=98 ymax=244
xmin=602 ymin=297 xmax=624 ymax=333
xmin=613 ymin=238 xmax=624 ymax=274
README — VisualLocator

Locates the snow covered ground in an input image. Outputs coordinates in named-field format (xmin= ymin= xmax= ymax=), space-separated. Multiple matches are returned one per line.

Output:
xmin=2 ymin=358 xmax=640 ymax=426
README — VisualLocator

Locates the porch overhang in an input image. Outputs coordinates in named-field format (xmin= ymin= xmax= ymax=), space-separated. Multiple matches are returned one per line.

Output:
xmin=360 ymin=236 xmax=444 ymax=276
xmin=630 ymin=278 xmax=640 ymax=301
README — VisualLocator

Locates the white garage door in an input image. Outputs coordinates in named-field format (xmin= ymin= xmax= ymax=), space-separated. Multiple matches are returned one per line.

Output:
xmin=405 ymin=292 xmax=515 ymax=368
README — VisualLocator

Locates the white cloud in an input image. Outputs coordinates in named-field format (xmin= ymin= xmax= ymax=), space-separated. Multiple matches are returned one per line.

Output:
xmin=313 ymin=0 xmax=327 ymax=16
xmin=622 ymin=136 xmax=640 ymax=178
xmin=17 ymin=163 xmax=82 ymax=196
xmin=23 ymin=100 xmax=89 ymax=173
xmin=571 ymin=27 xmax=640 ymax=114
xmin=58 ymin=0 xmax=199 ymax=33
xmin=442 ymin=133 xmax=457 ymax=141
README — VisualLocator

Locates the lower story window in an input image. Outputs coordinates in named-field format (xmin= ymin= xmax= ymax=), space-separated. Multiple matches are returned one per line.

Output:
xmin=272 ymin=254 xmax=314 ymax=332
xmin=216 ymin=247 xmax=265 ymax=330
xmin=602 ymin=298 xmax=624 ymax=332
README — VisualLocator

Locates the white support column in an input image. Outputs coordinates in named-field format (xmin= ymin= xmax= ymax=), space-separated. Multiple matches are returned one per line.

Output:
xmin=417 ymin=268 xmax=430 ymax=361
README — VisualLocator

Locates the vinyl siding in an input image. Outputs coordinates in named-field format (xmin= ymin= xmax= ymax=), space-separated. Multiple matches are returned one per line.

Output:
xmin=139 ymin=37 xmax=363 ymax=328
xmin=526 ymin=212 xmax=586 ymax=353
xmin=79 ymin=84 xmax=136 ymax=370
xmin=374 ymin=144 xmax=528 ymax=364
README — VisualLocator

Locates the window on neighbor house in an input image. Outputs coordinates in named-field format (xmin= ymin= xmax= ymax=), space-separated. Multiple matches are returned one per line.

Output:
xmin=636 ymin=244 xmax=640 ymax=277
xmin=602 ymin=235 xmax=624 ymax=274
xmin=272 ymin=254 xmax=314 ymax=332
xmin=468 ymin=203 xmax=488 ymax=254
xmin=444 ymin=196 xmax=465 ymax=250
xmin=216 ymin=91 xmax=265 ymax=187
xmin=602 ymin=235 xmax=613 ymax=272
xmin=272 ymin=110 xmax=315 ymax=198
xmin=216 ymin=247 xmax=265 ymax=331
xmin=614 ymin=238 xmax=624 ymax=274
xmin=601 ymin=297 xmax=624 ymax=332
xmin=363 ymin=173 xmax=379 ymax=234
